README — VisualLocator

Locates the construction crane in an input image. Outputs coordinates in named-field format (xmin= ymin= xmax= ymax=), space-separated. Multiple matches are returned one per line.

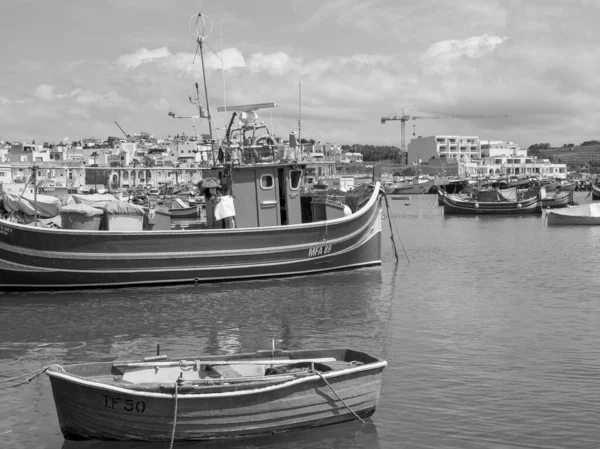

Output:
xmin=114 ymin=121 xmax=130 ymax=139
xmin=381 ymin=109 xmax=507 ymax=163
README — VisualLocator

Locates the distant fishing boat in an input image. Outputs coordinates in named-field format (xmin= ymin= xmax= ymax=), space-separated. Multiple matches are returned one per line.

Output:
xmin=168 ymin=198 xmax=202 ymax=219
xmin=442 ymin=188 xmax=540 ymax=214
xmin=384 ymin=176 xmax=432 ymax=195
xmin=46 ymin=348 xmax=387 ymax=441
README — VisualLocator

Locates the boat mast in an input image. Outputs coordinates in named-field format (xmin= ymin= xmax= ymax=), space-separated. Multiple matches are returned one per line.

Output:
xmin=190 ymin=13 xmax=214 ymax=142
xmin=297 ymin=45 xmax=302 ymax=161
xmin=32 ymin=166 xmax=38 ymax=227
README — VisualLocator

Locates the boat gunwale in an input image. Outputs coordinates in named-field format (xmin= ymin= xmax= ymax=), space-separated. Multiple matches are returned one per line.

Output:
xmin=0 ymin=182 xmax=382 ymax=236
xmin=0 ymin=202 xmax=381 ymax=261
xmin=47 ymin=360 xmax=387 ymax=399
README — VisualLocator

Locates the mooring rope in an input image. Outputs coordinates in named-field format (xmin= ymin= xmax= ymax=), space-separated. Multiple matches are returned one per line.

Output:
xmin=313 ymin=371 xmax=365 ymax=424
xmin=169 ymin=381 xmax=180 ymax=449
xmin=0 ymin=364 xmax=64 ymax=390
xmin=382 ymin=190 xmax=410 ymax=263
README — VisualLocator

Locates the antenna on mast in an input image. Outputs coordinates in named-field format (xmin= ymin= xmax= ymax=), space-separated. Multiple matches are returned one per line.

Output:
xmin=297 ymin=45 xmax=302 ymax=160
xmin=189 ymin=13 xmax=214 ymax=141
xmin=220 ymin=20 xmax=227 ymax=131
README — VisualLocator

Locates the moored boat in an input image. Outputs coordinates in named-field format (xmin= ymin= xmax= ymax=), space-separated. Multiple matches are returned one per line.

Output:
xmin=546 ymin=203 xmax=600 ymax=225
xmin=591 ymin=183 xmax=600 ymax=200
xmin=540 ymin=189 xmax=574 ymax=209
xmin=442 ymin=189 xmax=540 ymax=214
xmin=46 ymin=348 xmax=387 ymax=441
xmin=0 ymin=13 xmax=384 ymax=291
xmin=168 ymin=198 xmax=202 ymax=219
xmin=521 ymin=186 xmax=574 ymax=210
xmin=384 ymin=176 xmax=433 ymax=195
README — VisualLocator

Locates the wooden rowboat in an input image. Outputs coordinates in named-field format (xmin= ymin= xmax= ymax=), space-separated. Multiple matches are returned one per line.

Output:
xmin=46 ymin=348 xmax=387 ymax=441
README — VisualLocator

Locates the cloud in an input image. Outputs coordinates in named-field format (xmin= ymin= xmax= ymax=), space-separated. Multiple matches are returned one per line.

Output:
xmin=118 ymin=47 xmax=171 ymax=70
xmin=167 ymin=48 xmax=246 ymax=75
xmin=33 ymin=84 xmax=128 ymax=110
xmin=420 ymin=35 xmax=507 ymax=75
xmin=116 ymin=46 xmax=246 ymax=77
xmin=248 ymin=52 xmax=292 ymax=76
xmin=34 ymin=84 xmax=60 ymax=101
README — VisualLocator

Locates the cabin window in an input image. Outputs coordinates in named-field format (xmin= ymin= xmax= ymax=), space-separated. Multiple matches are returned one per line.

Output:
xmin=260 ymin=174 xmax=274 ymax=189
xmin=289 ymin=169 xmax=302 ymax=190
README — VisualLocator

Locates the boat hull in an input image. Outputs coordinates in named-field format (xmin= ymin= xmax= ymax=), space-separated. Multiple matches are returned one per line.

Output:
xmin=168 ymin=205 xmax=202 ymax=218
xmin=442 ymin=194 xmax=540 ymax=214
xmin=547 ymin=213 xmax=600 ymax=225
xmin=0 ymin=188 xmax=383 ymax=291
xmin=592 ymin=184 xmax=600 ymax=200
xmin=385 ymin=181 xmax=432 ymax=195
xmin=47 ymin=350 xmax=386 ymax=441
xmin=540 ymin=190 xmax=573 ymax=209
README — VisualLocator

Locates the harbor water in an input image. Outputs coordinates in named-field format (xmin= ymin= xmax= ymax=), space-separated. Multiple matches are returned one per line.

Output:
xmin=2 ymin=191 xmax=600 ymax=448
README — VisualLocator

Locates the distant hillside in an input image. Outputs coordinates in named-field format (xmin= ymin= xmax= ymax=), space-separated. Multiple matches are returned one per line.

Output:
xmin=531 ymin=144 xmax=600 ymax=171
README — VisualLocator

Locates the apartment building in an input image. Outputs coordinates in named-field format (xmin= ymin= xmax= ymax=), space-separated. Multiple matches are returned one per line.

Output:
xmin=407 ymin=135 xmax=481 ymax=165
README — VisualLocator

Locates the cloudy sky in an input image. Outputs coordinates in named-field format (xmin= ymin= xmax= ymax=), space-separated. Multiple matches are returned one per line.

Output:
xmin=0 ymin=0 xmax=598 ymax=149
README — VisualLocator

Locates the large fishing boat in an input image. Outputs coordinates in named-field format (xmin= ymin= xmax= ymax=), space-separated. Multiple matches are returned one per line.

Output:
xmin=0 ymin=14 xmax=384 ymax=291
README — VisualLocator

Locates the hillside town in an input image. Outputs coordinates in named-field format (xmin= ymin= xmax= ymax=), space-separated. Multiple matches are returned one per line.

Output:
xmin=0 ymin=132 xmax=365 ymax=196
xmin=0 ymin=128 xmax=575 ymax=200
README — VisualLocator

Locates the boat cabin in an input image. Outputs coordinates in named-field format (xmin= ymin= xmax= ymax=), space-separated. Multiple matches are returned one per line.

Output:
xmin=202 ymin=163 xmax=305 ymax=228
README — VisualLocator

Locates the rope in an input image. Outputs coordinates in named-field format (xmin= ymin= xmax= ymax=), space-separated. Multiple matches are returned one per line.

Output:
xmin=382 ymin=191 xmax=399 ymax=262
xmin=0 ymin=364 xmax=64 ymax=390
xmin=169 ymin=381 xmax=179 ymax=449
xmin=313 ymin=371 xmax=365 ymax=424
xmin=382 ymin=190 xmax=410 ymax=263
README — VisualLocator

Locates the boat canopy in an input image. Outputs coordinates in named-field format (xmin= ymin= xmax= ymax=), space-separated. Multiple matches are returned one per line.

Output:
xmin=102 ymin=201 xmax=146 ymax=216
xmin=67 ymin=193 xmax=118 ymax=209
xmin=59 ymin=203 xmax=104 ymax=217
xmin=2 ymin=193 xmax=61 ymax=218
xmin=477 ymin=189 xmax=516 ymax=202
xmin=551 ymin=203 xmax=600 ymax=218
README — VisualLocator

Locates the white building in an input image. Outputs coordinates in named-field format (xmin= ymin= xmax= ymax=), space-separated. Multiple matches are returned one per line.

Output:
xmin=408 ymin=135 xmax=481 ymax=165
xmin=477 ymin=155 xmax=567 ymax=179
xmin=119 ymin=142 xmax=138 ymax=160
xmin=480 ymin=140 xmax=526 ymax=157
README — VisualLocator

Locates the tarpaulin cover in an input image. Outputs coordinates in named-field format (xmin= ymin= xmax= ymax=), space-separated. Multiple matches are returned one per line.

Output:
xmin=551 ymin=203 xmax=600 ymax=218
xmin=476 ymin=189 xmax=513 ymax=202
xmin=171 ymin=198 xmax=188 ymax=209
xmin=345 ymin=184 xmax=374 ymax=213
xmin=201 ymin=177 xmax=221 ymax=189
xmin=2 ymin=193 xmax=62 ymax=218
xmin=67 ymin=193 xmax=117 ymax=209
xmin=59 ymin=203 xmax=104 ymax=217
xmin=101 ymin=201 xmax=146 ymax=216
xmin=214 ymin=195 xmax=236 ymax=221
